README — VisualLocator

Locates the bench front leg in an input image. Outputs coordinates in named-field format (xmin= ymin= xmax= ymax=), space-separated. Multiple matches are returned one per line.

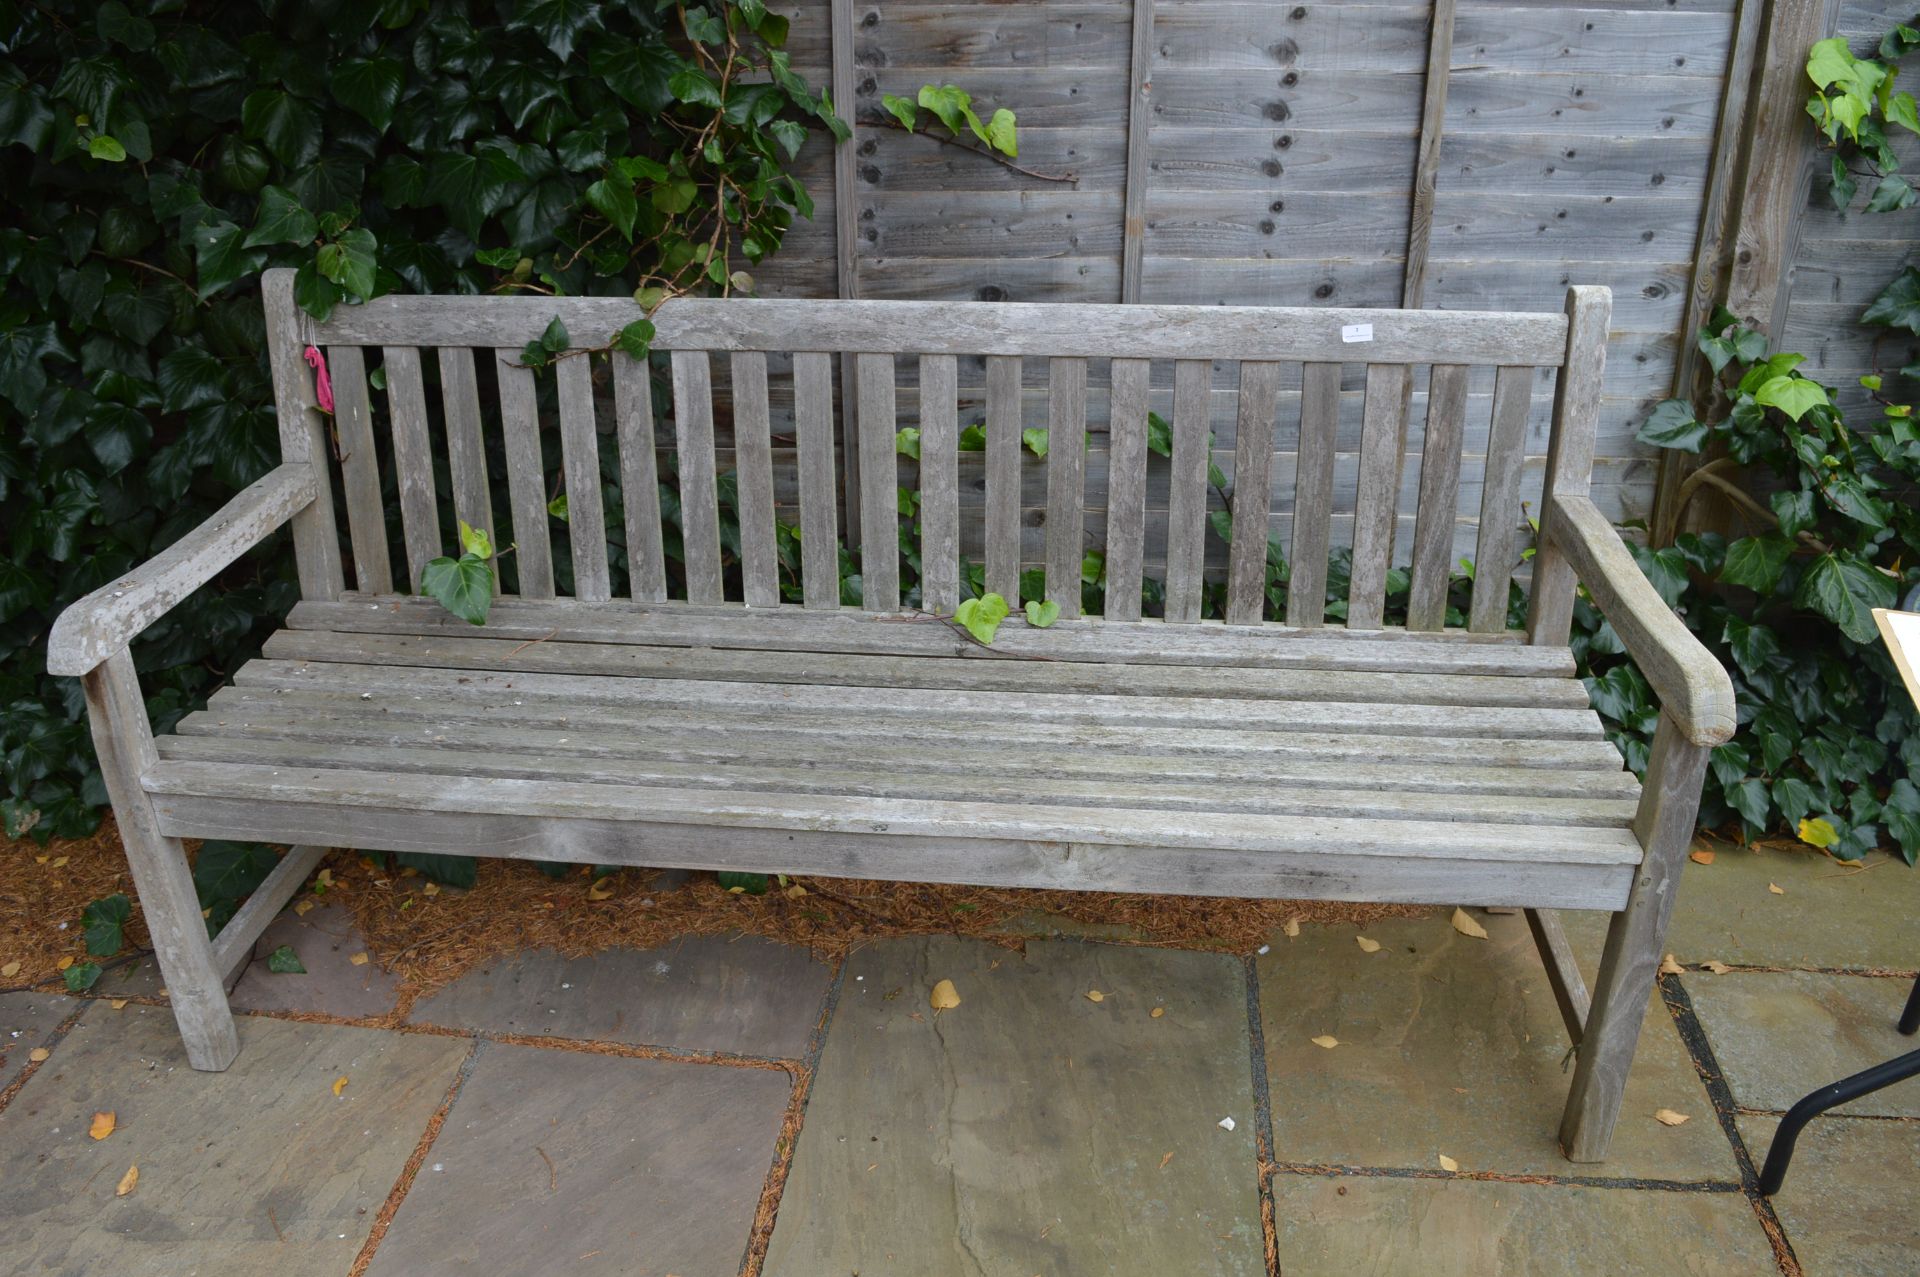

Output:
xmin=1559 ymin=710 xmax=1709 ymax=1161
xmin=83 ymin=649 xmax=238 ymax=1071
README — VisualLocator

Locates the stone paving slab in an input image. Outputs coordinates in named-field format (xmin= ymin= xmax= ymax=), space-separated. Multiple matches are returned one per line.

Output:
xmin=0 ymin=991 xmax=73 ymax=1092
xmin=366 ymin=1042 xmax=790 ymax=1277
xmin=230 ymin=902 xmax=401 ymax=1020
xmin=0 ymin=1002 xmax=466 ymax=1275
xmin=1739 ymin=1114 xmax=1920 ymax=1277
xmin=1258 ymin=912 xmax=1736 ymax=1180
xmin=1656 ymin=847 xmax=1920 ymax=971
xmin=763 ymin=937 xmax=1264 ymax=1277
xmin=408 ymin=934 xmax=829 ymax=1058
xmin=1269 ymin=1173 xmax=1779 ymax=1275
xmin=1688 ymin=970 xmax=1920 ymax=1117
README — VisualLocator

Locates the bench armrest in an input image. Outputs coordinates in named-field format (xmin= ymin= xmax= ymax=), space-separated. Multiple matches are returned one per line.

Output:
xmin=46 ymin=464 xmax=318 ymax=677
xmin=1545 ymin=492 xmax=1736 ymax=747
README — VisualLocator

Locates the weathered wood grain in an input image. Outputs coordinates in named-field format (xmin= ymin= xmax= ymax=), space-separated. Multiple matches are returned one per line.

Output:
xmin=494 ymin=349 xmax=554 ymax=599
xmin=1045 ymin=357 xmax=1090 ymax=616
xmin=1527 ymin=286 xmax=1612 ymax=646
xmin=437 ymin=347 xmax=498 ymax=598
xmin=986 ymin=353 xmax=1024 ymax=601
xmin=1225 ymin=362 xmax=1281 ymax=626
xmin=327 ymin=346 xmax=390 ymax=595
xmin=260 ymin=269 xmax=343 ymax=600
xmin=381 ymin=345 xmax=440 ymax=587
xmin=613 ymin=353 xmax=667 ymax=603
xmin=856 ymin=352 xmax=900 ymax=610
xmin=48 ymin=465 xmax=317 ymax=676
xmin=1470 ymin=365 xmax=1535 ymax=633
xmin=671 ymin=350 xmax=724 ymax=604
xmin=1348 ymin=363 xmax=1414 ymax=630
xmin=557 ymin=355 xmax=610 ymax=602
xmin=1105 ymin=358 xmax=1151 ymax=621
xmin=1121 ymin=0 xmax=1155 ymax=301
xmin=793 ymin=351 xmax=840 ymax=610
xmin=1525 ymin=907 xmax=1593 ymax=1047
xmin=1403 ymin=0 xmax=1458 ymax=309
xmin=919 ymin=354 xmax=961 ymax=614
xmin=1286 ymin=362 xmax=1342 ymax=628
xmin=1163 ymin=359 xmax=1213 ymax=624
xmin=732 ymin=352 xmax=780 ymax=608
xmin=1406 ymin=364 xmax=1469 ymax=630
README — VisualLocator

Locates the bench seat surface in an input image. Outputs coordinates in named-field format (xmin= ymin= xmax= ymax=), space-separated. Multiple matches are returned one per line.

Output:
xmin=140 ymin=596 xmax=1643 ymax=911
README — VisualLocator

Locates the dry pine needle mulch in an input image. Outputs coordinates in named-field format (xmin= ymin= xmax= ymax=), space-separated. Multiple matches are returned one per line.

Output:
xmin=3 ymin=821 xmax=1426 ymax=1012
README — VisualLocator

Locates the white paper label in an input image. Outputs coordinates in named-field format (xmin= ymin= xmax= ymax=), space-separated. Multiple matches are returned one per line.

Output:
xmin=1341 ymin=323 xmax=1374 ymax=344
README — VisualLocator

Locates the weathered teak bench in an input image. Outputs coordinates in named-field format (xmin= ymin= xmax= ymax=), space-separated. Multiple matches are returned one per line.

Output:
xmin=48 ymin=271 xmax=1733 ymax=1162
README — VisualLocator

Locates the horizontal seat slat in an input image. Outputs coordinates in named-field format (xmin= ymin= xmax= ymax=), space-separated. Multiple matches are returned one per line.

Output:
xmin=161 ymin=720 xmax=1639 ymax=800
xmin=253 ymin=637 xmax=1600 ymax=739
xmin=141 ymin=763 xmax=1641 ymax=866
xmin=149 ymin=789 xmax=1634 ymax=912
xmin=288 ymin=596 xmax=1573 ymax=677
xmin=302 ymin=296 xmax=1571 ymax=366
xmin=155 ymin=733 xmax=1638 ymax=828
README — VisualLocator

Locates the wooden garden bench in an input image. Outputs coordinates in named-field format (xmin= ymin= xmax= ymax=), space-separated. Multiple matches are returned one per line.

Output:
xmin=48 ymin=271 xmax=1732 ymax=1162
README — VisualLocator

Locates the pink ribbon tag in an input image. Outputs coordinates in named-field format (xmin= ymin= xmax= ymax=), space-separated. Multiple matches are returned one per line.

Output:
xmin=304 ymin=345 xmax=334 ymax=414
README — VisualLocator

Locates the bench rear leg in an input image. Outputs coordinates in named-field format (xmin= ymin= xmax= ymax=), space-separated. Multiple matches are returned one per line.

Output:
xmin=1559 ymin=712 xmax=1708 ymax=1162
xmin=83 ymin=650 xmax=238 ymax=1071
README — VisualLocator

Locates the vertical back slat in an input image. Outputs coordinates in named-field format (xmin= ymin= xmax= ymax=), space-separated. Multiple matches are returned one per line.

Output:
xmin=731 ymin=352 xmax=779 ymax=608
xmin=382 ymin=346 xmax=439 ymax=589
xmin=1405 ymin=363 xmax=1470 ymax=631
xmin=1163 ymin=358 xmax=1212 ymax=624
xmin=262 ymin=269 xmax=343 ymax=600
xmin=1224 ymin=361 xmax=1281 ymax=626
xmin=1470 ymin=365 xmax=1533 ymax=633
xmin=1044 ymin=357 xmax=1088 ymax=618
xmin=670 ymin=350 xmax=723 ymax=603
xmin=793 ymin=352 xmax=839 ymax=610
xmin=1527 ymin=286 xmax=1612 ymax=646
xmin=327 ymin=346 xmax=391 ymax=594
xmin=613 ymin=353 xmax=666 ymax=603
xmin=1347 ymin=362 xmax=1413 ymax=629
xmin=1285 ymin=361 xmax=1341 ymax=627
xmin=856 ymin=353 xmax=900 ymax=611
xmin=1104 ymin=358 xmax=1151 ymax=622
xmin=557 ymin=356 xmax=609 ymax=601
xmin=985 ymin=354 xmax=1023 ymax=603
xmin=437 ymin=347 xmax=497 ymax=595
xmin=919 ymin=354 xmax=960 ymax=615
xmin=494 ymin=349 xmax=554 ymax=599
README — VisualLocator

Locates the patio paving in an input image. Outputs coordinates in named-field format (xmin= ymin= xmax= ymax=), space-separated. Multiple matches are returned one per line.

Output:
xmin=1 ymin=849 xmax=1913 ymax=1275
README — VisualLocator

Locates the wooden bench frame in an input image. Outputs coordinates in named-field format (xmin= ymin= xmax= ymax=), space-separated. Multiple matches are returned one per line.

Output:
xmin=48 ymin=273 xmax=1732 ymax=1163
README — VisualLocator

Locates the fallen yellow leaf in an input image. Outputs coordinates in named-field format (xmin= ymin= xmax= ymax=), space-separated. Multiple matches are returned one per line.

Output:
xmin=1356 ymin=936 xmax=1381 ymax=954
xmin=332 ymin=1075 xmax=349 ymax=1097
xmin=349 ymin=952 xmax=369 ymax=967
xmin=1654 ymin=1109 xmax=1690 ymax=1127
xmin=89 ymin=1111 xmax=115 ymax=1140
xmin=1768 ymin=882 xmax=1785 ymax=896
xmin=422 ymin=882 xmax=440 ymax=897
xmin=1283 ymin=917 xmax=1301 ymax=939
xmin=27 ymin=1047 xmax=49 ymax=1063
xmin=586 ymin=880 xmax=614 ymax=901
xmin=1689 ymin=849 xmax=1715 ymax=866
xmin=1450 ymin=908 xmax=1489 ymax=940
xmin=316 ymin=868 xmax=333 ymax=888
xmin=1438 ymin=1154 xmax=1459 ymax=1172
xmin=115 ymin=1165 xmax=138 ymax=1197
xmin=785 ymin=884 xmax=808 ymax=899
xmin=1702 ymin=960 xmax=1733 ymax=975
xmin=56 ymin=956 xmax=73 ymax=971
xmin=929 ymin=979 xmax=961 ymax=1011
xmin=1310 ymin=1035 xmax=1339 ymax=1049
xmin=1150 ymin=1007 xmax=1165 ymax=1019
xmin=0 ymin=960 xmax=19 ymax=978
xmin=1659 ymin=953 xmax=1685 ymax=976
xmin=110 ymin=999 xmax=128 ymax=1010
xmin=50 ymin=856 xmax=68 ymax=868
xmin=1085 ymin=989 xmax=1105 ymax=1003
xmin=292 ymin=899 xmax=316 ymax=917
xmin=1158 ymin=1151 xmax=1174 ymax=1169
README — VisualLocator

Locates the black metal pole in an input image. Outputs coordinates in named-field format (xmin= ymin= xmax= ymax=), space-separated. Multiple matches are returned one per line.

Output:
xmin=1899 ymin=971 xmax=1920 ymax=1037
xmin=1757 ymin=1044 xmax=1920 ymax=1195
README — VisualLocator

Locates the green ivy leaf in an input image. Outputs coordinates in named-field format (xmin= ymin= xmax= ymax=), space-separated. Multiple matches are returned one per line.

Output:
xmin=954 ymin=591 xmax=1010 ymax=644
xmin=668 ymin=68 xmax=723 ymax=108
xmin=1770 ymin=487 xmax=1817 ymax=538
xmin=916 ymin=83 xmax=973 ymax=135
xmin=881 ymin=93 xmax=918 ymax=131
xmin=394 ymin=851 xmax=478 ymax=888
xmin=614 ymin=318 xmax=655 ymax=361
xmin=1022 ymin=427 xmax=1049 ymax=457
xmin=63 ymin=962 xmax=102 ymax=992
xmin=538 ymin=315 xmax=569 ymax=355
xmin=82 ymin=893 xmax=131 ymax=956
xmin=266 ymin=944 xmax=307 ymax=974
xmin=190 ymin=219 xmax=268 ymax=299
xmin=957 ymin=422 xmax=986 ymax=451
xmin=1752 ymin=375 xmax=1829 ymax=423
xmin=1721 ymin=615 xmax=1781 ymax=676
xmin=1146 ymin=410 xmax=1173 ymax=457
xmin=87 ymin=134 xmax=127 ymax=162
xmin=585 ymin=174 xmax=638 ymax=239
xmin=1718 ymin=533 xmax=1794 ymax=594
xmin=316 ymin=228 xmax=379 ymax=300
xmin=1726 ymin=777 xmax=1772 ymax=831
xmin=1772 ymin=777 xmax=1817 ymax=827
xmin=1023 ymin=599 xmax=1060 ymax=628
xmin=1863 ymin=267 xmax=1920 ymax=333
xmin=983 ymin=107 xmax=1017 ymax=157
xmin=1795 ymin=552 xmax=1898 ymax=643
xmin=458 ymin=518 xmax=494 ymax=558
xmin=1884 ymin=778 xmax=1920 ymax=863
xmin=518 ymin=0 xmax=603 ymax=60
xmin=894 ymin=427 xmax=921 ymax=459
xmin=240 ymin=87 xmax=322 ymax=168
xmin=244 ymin=185 xmax=319 ymax=249
xmin=591 ymin=40 xmax=679 ymax=113
xmin=331 ymin=56 xmax=405 ymax=133
xmin=421 ymin=553 xmax=493 ymax=625
xmin=1867 ymin=174 xmax=1917 ymax=213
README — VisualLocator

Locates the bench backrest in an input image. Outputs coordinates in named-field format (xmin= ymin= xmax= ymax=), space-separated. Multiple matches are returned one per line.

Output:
xmin=263 ymin=269 xmax=1609 ymax=637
